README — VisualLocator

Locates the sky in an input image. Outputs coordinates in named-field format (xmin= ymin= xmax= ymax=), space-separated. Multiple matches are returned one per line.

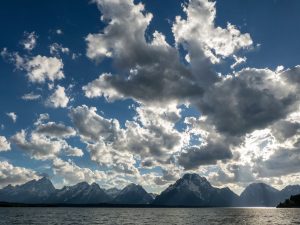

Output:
xmin=1 ymin=0 xmax=300 ymax=194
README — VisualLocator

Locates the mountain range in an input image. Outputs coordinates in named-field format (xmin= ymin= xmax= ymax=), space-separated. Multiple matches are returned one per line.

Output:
xmin=1 ymin=173 xmax=299 ymax=207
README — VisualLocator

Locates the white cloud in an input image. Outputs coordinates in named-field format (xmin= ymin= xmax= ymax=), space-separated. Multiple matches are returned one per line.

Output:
xmin=11 ymin=129 xmax=83 ymax=160
xmin=6 ymin=112 xmax=17 ymax=123
xmin=52 ymin=158 xmax=107 ymax=185
xmin=173 ymin=0 xmax=253 ymax=64
xmin=70 ymin=104 xmax=189 ymax=174
xmin=0 ymin=161 xmax=40 ymax=188
xmin=21 ymin=92 xmax=41 ymax=101
xmin=25 ymin=55 xmax=64 ymax=83
xmin=0 ymin=136 xmax=10 ymax=152
xmin=46 ymin=85 xmax=69 ymax=108
xmin=2 ymin=51 xmax=65 ymax=84
xmin=21 ymin=31 xmax=38 ymax=51
xmin=83 ymin=73 xmax=125 ymax=101
xmin=276 ymin=65 xmax=285 ymax=73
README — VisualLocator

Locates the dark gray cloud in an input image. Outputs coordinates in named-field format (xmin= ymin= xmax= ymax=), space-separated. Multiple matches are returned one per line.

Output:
xmin=271 ymin=120 xmax=300 ymax=142
xmin=211 ymin=164 xmax=256 ymax=186
xmin=255 ymin=147 xmax=300 ymax=178
xmin=197 ymin=68 xmax=299 ymax=136
xmin=178 ymin=143 xmax=233 ymax=170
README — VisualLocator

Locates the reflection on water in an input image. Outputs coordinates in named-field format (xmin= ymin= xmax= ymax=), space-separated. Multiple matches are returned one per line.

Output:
xmin=0 ymin=207 xmax=299 ymax=225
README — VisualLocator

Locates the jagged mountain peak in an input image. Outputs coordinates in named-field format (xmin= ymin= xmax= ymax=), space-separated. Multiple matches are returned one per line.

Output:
xmin=182 ymin=173 xmax=207 ymax=181
xmin=123 ymin=183 xmax=142 ymax=191
xmin=113 ymin=183 xmax=153 ymax=204
xmin=153 ymin=173 xmax=238 ymax=206
xmin=21 ymin=176 xmax=55 ymax=193
xmin=167 ymin=173 xmax=212 ymax=193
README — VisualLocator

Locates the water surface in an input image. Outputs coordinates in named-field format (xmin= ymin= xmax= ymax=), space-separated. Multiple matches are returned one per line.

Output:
xmin=0 ymin=207 xmax=299 ymax=225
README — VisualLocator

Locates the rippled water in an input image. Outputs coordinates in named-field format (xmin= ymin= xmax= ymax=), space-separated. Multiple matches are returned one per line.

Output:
xmin=0 ymin=207 xmax=299 ymax=225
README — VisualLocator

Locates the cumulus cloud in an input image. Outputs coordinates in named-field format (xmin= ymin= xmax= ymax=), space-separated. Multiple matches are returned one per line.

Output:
xmin=69 ymin=105 xmax=121 ymax=143
xmin=25 ymin=55 xmax=64 ymax=83
xmin=84 ymin=0 xmax=205 ymax=104
xmin=21 ymin=31 xmax=38 ymax=51
xmin=6 ymin=112 xmax=17 ymax=123
xmin=46 ymin=85 xmax=69 ymax=108
xmin=177 ymin=116 xmax=238 ymax=169
xmin=197 ymin=68 xmax=299 ymax=136
xmin=1 ymin=48 xmax=65 ymax=84
xmin=52 ymin=158 xmax=107 ymax=185
xmin=82 ymin=0 xmax=297 ymax=175
xmin=11 ymin=129 xmax=83 ymax=160
xmin=210 ymin=164 xmax=256 ymax=186
xmin=0 ymin=136 xmax=10 ymax=151
xmin=173 ymin=0 xmax=252 ymax=64
xmin=35 ymin=122 xmax=76 ymax=138
xmin=0 ymin=161 xmax=40 ymax=188
xmin=81 ymin=0 xmax=300 ymax=185
xmin=70 ymin=104 xmax=188 ymax=174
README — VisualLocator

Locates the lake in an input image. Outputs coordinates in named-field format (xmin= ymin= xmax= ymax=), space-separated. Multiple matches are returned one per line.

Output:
xmin=0 ymin=207 xmax=299 ymax=225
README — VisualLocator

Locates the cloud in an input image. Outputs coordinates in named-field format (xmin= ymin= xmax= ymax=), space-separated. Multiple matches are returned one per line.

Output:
xmin=1 ymin=49 xmax=65 ymax=84
xmin=84 ymin=0 xmax=205 ymax=105
xmin=1 ymin=48 xmax=25 ymax=69
xmin=46 ymin=85 xmax=69 ymax=108
xmin=0 ymin=161 xmax=40 ymax=188
xmin=21 ymin=31 xmax=38 ymax=51
xmin=210 ymin=164 xmax=256 ymax=186
xmin=178 ymin=145 xmax=233 ymax=170
xmin=70 ymin=104 xmax=189 ymax=174
xmin=255 ymin=147 xmax=300 ymax=178
xmin=25 ymin=55 xmax=64 ymax=83
xmin=231 ymin=55 xmax=247 ymax=69
xmin=0 ymin=136 xmax=10 ymax=152
xmin=197 ymin=68 xmax=299 ymax=136
xmin=6 ymin=112 xmax=17 ymax=123
xmin=52 ymin=158 xmax=107 ymax=185
xmin=21 ymin=92 xmax=41 ymax=101
xmin=173 ymin=0 xmax=253 ymax=64
xmin=82 ymin=0 xmax=300 ymax=181
xmin=11 ymin=129 xmax=83 ymax=160
xmin=49 ymin=43 xmax=70 ymax=56
xmin=34 ymin=113 xmax=50 ymax=126
xmin=69 ymin=105 xmax=121 ymax=143
xmin=35 ymin=122 xmax=76 ymax=138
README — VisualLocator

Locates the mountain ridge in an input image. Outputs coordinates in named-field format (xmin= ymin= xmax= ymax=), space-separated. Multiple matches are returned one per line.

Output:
xmin=1 ymin=174 xmax=299 ymax=207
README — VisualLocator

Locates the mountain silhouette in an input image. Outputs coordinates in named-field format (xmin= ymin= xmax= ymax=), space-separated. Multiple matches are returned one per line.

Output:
xmin=113 ymin=183 xmax=154 ymax=204
xmin=153 ymin=174 xmax=238 ymax=206
xmin=0 ymin=174 xmax=300 ymax=207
